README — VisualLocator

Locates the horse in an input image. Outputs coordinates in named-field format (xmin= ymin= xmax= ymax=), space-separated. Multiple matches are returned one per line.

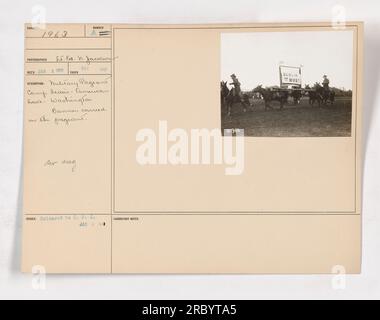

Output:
xmin=307 ymin=88 xmax=322 ymax=107
xmin=321 ymin=88 xmax=335 ymax=105
xmin=307 ymin=83 xmax=335 ymax=107
xmin=253 ymin=85 xmax=289 ymax=110
xmin=290 ymin=87 xmax=303 ymax=105
xmin=220 ymin=81 xmax=251 ymax=116
xmin=220 ymin=81 xmax=229 ymax=111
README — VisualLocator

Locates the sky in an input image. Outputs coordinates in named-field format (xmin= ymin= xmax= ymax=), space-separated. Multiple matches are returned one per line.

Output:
xmin=221 ymin=30 xmax=354 ymax=91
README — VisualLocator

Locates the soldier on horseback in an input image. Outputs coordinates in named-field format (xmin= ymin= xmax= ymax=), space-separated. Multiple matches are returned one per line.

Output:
xmin=230 ymin=74 xmax=242 ymax=97
xmin=222 ymin=74 xmax=250 ymax=116
xmin=309 ymin=75 xmax=335 ymax=106
xmin=322 ymin=75 xmax=330 ymax=92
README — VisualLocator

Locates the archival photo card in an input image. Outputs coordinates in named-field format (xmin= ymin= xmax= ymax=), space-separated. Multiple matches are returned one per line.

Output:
xmin=220 ymin=30 xmax=354 ymax=137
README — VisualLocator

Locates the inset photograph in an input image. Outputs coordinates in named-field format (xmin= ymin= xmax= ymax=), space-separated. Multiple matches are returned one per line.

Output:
xmin=221 ymin=30 xmax=354 ymax=137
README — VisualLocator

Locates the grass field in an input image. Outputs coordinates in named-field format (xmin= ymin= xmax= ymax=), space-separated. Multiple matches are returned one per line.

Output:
xmin=221 ymin=97 xmax=352 ymax=137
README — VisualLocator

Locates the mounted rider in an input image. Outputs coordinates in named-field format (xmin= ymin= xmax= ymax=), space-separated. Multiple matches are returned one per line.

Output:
xmin=322 ymin=75 xmax=330 ymax=92
xmin=230 ymin=74 xmax=242 ymax=97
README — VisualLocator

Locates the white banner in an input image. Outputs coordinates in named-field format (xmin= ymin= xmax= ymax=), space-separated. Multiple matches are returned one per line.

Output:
xmin=280 ymin=66 xmax=302 ymax=86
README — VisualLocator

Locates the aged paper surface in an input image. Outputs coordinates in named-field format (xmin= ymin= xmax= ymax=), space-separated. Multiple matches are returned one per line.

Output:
xmin=22 ymin=22 xmax=363 ymax=274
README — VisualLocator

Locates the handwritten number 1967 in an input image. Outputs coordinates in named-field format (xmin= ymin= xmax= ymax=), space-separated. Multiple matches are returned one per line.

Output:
xmin=42 ymin=31 xmax=68 ymax=38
